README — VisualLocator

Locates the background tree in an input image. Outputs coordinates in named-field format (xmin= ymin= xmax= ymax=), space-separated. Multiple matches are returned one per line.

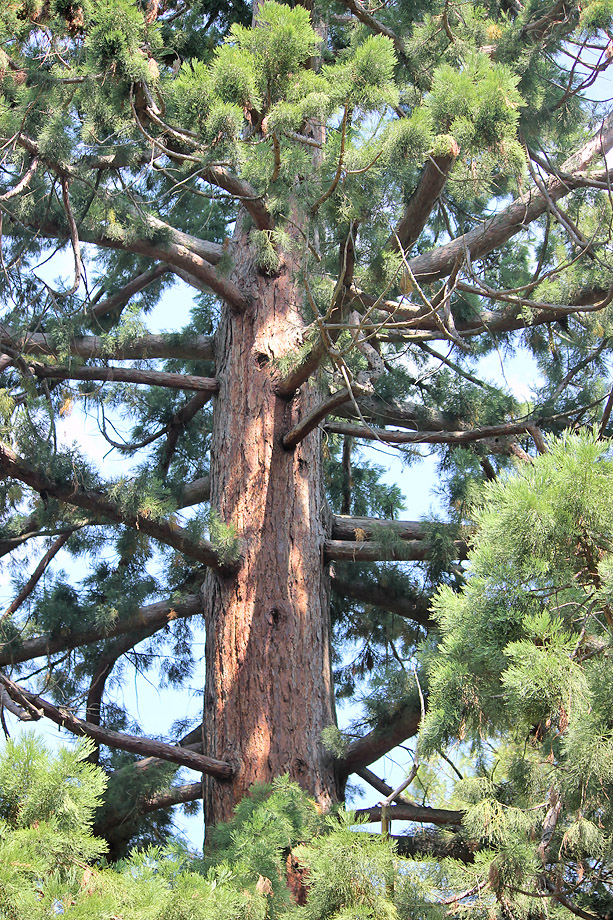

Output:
xmin=0 ymin=0 xmax=611 ymax=862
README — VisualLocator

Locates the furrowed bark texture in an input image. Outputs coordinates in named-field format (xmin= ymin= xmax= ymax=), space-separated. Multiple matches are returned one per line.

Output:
xmin=202 ymin=234 xmax=340 ymax=827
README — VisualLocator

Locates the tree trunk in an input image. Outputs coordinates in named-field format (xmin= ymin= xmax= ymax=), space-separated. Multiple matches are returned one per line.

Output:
xmin=202 ymin=231 xmax=341 ymax=828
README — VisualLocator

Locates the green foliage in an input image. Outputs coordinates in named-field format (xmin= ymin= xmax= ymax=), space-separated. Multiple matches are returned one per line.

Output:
xmin=421 ymin=433 xmax=613 ymax=916
xmin=207 ymin=510 xmax=240 ymax=565
xmin=1 ymin=752 xmax=412 ymax=920
xmin=0 ymin=0 xmax=612 ymax=906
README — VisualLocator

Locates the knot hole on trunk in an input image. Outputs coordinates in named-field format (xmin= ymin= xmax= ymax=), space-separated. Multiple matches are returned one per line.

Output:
xmin=254 ymin=352 xmax=270 ymax=369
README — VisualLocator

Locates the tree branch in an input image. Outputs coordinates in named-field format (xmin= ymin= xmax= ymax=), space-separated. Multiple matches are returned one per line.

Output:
xmin=388 ymin=143 xmax=460 ymax=254
xmin=140 ymin=781 xmax=202 ymax=814
xmin=332 ymin=515 xmax=440 ymax=541
xmin=392 ymin=830 xmax=475 ymax=863
xmin=324 ymin=419 xmax=556 ymax=449
xmin=85 ymin=630 xmax=156 ymax=763
xmin=0 ymin=443 xmax=228 ymax=569
xmin=0 ymin=672 xmax=233 ymax=778
xmin=2 ymin=531 xmax=73 ymax=623
xmin=89 ymin=265 xmax=172 ymax=321
xmin=354 ymin=802 xmax=463 ymax=825
xmin=0 ymin=330 xmax=215 ymax=362
xmin=0 ymin=593 xmax=201 ymax=667
xmin=340 ymin=393 xmax=453 ymax=431
xmin=202 ymin=165 xmax=274 ymax=231
xmin=339 ymin=0 xmax=406 ymax=57
xmin=326 ymin=538 xmax=466 ymax=563
xmin=282 ymin=386 xmax=360 ymax=448
xmin=406 ymin=113 xmax=613 ymax=282
xmin=330 ymin=574 xmax=433 ymax=625
xmin=161 ymin=390 xmax=212 ymax=476
xmin=337 ymin=702 xmax=422 ymax=774
xmin=0 ymin=684 xmax=40 ymax=721
xmin=274 ymin=224 xmax=358 ymax=396
xmin=176 ymin=476 xmax=211 ymax=508
xmin=0 ymin=156 xmax=39 ymax=202
xmin=355 ymin=766 xmax=416 ymax=805
xmin=27 ymin=362 xmax=219 ymax=393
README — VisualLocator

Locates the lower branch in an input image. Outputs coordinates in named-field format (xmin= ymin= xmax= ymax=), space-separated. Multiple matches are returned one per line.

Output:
xmin=0 ymin=672 xmax=233 ymax=779
xmin=326 ymin=539 xmax=466 ymax=563
xmin=331 ymin=574 xmax=432 ymax=625
xmin=337 ymin=701 xmax=422 ymax=775
xmin=354 ymin=802 xmax=463 ymax=825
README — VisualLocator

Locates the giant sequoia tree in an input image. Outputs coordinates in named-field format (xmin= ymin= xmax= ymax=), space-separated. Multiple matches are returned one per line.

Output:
xmin=0 ymin=0 xmax=612 ymax=856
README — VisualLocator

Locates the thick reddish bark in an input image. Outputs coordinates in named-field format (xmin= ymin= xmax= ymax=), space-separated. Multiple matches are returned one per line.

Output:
xmin=202 ymin=234 xmax=340 ymax=827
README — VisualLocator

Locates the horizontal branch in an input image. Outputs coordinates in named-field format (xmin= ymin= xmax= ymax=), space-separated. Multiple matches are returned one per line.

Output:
xmin=324 ymin=419 xmax=551 ymax=447
xmin=28 ymin=362 xmax=219 ymax=393
xmin=337 ymin=702 xmax=422 ymax=774
xmin=0 ymin=330 xmax=215 ymax=362
xmin=0 ymin=442 xmax=228 ymax=569
xmin=326 ymin=538 xmax=466 ymax=563
xmin=330 ymin=575 xmax=433 ymax=625
xmin=332 ymin=515 xmax=428 ymax=541
xmin=0 ymin=672 xmax=233 ymax=779
xmin=141 ymin=781 xmax=202 ymax=814
xmin=406 ymin=113 xmax=613 ymax=282
xmin=0 ymin=593 xmax=201 ymax=667
xmin=354 ymin=802 xmax=463 ymax=826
